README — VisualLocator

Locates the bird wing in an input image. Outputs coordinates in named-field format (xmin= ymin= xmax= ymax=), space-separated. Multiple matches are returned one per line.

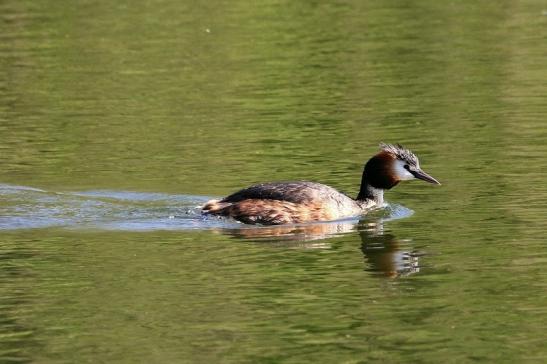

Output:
xmin=221 ymin=181 xmax=341 ymax=204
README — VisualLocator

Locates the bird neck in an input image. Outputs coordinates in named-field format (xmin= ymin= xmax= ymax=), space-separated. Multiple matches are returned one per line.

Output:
xmin=357 ymin=177 xmax=384 ymax=206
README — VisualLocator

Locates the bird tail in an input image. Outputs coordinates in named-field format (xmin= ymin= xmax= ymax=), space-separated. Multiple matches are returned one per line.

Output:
xmin=202 ymin=199 xmax=232 ymax=215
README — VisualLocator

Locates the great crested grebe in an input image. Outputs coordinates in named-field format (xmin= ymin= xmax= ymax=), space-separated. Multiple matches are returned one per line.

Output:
xmin=202 ymin=143 xmax=440 ymax=225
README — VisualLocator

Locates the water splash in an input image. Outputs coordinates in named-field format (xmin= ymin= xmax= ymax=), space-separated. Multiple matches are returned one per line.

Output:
xmin=0 ymin=184 xmax=413 ymax=234
xmin=0 ymin=184 xmax=213 ymax=231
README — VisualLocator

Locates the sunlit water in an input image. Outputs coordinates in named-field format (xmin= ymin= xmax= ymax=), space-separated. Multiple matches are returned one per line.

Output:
xmin=2 ymin=0 xmax=547 ymax=362
xmin=0 ymin=183 xmax=412 ymax=235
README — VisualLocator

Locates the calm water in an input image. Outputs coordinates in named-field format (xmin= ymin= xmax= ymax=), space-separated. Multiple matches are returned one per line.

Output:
xmin=2 ymin=0 xmax=547 ymax=362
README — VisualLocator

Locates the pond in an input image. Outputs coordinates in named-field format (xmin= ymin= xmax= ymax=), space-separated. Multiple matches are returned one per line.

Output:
xmin=1 ymin=0 xmax=547 ymax=362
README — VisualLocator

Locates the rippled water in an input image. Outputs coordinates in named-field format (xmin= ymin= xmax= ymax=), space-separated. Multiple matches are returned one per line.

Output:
xmin=2 ymin=0 xmax=547 ymax=362
xmin=0 ymin=183 xmax=413 ymax=239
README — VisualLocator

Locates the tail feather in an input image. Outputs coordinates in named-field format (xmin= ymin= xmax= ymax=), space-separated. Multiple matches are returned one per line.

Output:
xmin=202 ymin=199 xmax=232 ymax=214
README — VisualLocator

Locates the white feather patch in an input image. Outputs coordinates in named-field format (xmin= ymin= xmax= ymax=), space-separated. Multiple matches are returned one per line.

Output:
xmin=393 ymin=160 xmax=415 ymax=180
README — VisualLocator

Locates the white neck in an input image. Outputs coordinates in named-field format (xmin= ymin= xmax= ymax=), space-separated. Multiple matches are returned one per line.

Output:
xmin=357 ymin=183 xmax=384 ymax=207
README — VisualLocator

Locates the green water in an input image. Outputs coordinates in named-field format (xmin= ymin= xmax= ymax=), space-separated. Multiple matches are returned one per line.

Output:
xmin=2 ymin=0 xmax=547 ymax=362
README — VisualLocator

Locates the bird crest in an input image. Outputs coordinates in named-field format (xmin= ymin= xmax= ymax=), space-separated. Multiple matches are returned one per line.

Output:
xmin=379 ymin=142 xmax=419 ymax=166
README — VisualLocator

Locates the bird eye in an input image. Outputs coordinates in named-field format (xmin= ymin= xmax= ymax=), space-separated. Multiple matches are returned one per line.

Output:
xmin=404 ymin=164 xmax=410 ymax=170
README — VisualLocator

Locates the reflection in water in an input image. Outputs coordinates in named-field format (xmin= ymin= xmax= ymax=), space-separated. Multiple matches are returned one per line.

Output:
xmin=220 ymin=211 xmax=423 ymax=278
xmin=220 ymin=219 xmax=358 ymax=242
xmin=359 ymin=223 xmax=421 ymax=278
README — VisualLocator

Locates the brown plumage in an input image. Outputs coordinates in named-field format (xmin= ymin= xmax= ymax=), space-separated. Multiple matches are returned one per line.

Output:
xmin=203 ymin=198 xmax=338 ymax=225
xmin=202 ymin=143 xmax=440 ymax=225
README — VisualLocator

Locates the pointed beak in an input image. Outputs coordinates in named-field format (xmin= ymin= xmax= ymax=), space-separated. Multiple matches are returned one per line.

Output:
xmin=411 ymin=168 xmax=441 ymax=185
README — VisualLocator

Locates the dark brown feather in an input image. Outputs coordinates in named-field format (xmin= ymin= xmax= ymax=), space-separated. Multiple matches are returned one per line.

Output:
xmin=204 ymin=199 xmax=337 ymax=225
xmin=219 ymin=181 xmax=347 ymax=204
xmin=363 ymin=151 xmax=399 ymax=189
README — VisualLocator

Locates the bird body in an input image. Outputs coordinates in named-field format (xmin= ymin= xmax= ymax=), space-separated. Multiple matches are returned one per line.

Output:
xmin=202 ymin=143 xmax=440 ymax=225
xmin=203 ymin=181 xmax=374 ymax=225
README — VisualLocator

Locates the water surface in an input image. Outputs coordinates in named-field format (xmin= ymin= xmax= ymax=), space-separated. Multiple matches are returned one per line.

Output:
xmin=1 ymin=0 xmax=547 ymax=362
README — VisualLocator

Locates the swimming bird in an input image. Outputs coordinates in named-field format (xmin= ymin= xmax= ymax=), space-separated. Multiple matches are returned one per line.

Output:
xmin=202 ymin=143 xmax=440 ymax=225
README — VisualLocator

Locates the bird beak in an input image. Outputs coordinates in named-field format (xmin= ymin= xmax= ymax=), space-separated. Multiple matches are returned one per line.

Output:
xmin=412 ymin=168 xmax=441 ymax=185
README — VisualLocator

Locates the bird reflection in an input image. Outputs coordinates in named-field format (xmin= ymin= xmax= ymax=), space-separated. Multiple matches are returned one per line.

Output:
xmin=359 ymin=222 xmax=421 ymax=278
xmin=222 ymin=219 xmax=357 ymax=242
xmin=216 ymin=215 xmax=423 ymax=278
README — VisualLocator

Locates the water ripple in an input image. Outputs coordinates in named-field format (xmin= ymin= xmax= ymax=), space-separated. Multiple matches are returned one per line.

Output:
xmin=0 ymin=184 xmax=413 ymax=235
